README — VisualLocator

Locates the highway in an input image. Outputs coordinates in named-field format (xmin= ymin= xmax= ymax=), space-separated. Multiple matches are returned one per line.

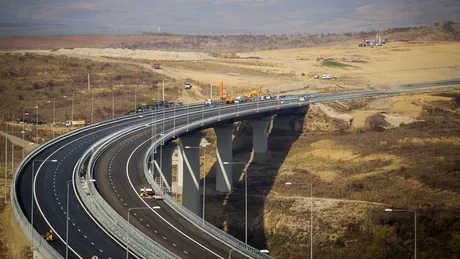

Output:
xmin=93 ymin=100 xmax=302 ymax=258
xmin=14 ymin=80 xmax=459 ymax=258
xmin=15 ymin=107 xmax=208 ymax=258
xmin=16 ymin=116 xmax=156 ymax=258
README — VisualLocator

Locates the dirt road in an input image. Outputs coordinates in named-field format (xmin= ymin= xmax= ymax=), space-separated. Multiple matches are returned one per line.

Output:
xmin=0 ymin=131 xmax=37 ymax=152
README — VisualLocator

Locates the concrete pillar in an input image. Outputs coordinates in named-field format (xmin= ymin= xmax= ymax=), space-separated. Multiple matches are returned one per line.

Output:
xmin=178 ymin=132 xmax=204 ymax=216
xmin=177 ymin=144 xmax=183 ymax=194
xmin=214 ymin=124 xmax=235 ymax=192
xmin=148 ymin=148 xmax=156 ymax=177
xmin=153 ymin=142 xmax=176 ymax=190
xmin=250 ymin=117 xmax=271 ymax=153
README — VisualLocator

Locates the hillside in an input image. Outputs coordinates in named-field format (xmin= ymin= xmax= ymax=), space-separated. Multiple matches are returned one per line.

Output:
xmin=201 ymin=89 xmax=460 ymax=259
xmin=109 ymin=22 xmax=460 ymax=52
xmin=0 ymin=22 xmax=458 ymax=52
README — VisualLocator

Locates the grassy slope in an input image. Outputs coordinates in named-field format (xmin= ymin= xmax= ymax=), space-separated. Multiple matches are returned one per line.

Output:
xmin=0 ymin=53 xmax=185 ymax=141
xmin=202 ymin=90 xmax=460 ymax=259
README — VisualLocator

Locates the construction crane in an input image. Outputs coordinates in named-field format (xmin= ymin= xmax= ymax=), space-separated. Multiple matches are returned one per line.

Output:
xmin=219 ymin=81 xmax=234 ymax=104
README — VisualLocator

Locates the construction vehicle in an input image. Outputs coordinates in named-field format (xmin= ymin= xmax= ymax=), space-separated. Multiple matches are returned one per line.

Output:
xmin=44 ymin=229 xmax=54 ymax=242
xmin=151 ymin=62 xmax=160 ymax=69
xmin=247 ymin=89 xmax=262 ymax=101
xmin=139 ymin=187 xmax=154 ymax=198
xmin=218 ymin=81 xmax=234 ymax=104
xmin=65 ymin=120 xmax=85 ymax=127
xmin=223 ymin=93 xmax=234 ymax=104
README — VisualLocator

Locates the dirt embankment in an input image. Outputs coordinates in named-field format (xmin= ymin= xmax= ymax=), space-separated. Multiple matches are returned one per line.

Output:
xmin=203 ymin=90 xmax=460 ymax=259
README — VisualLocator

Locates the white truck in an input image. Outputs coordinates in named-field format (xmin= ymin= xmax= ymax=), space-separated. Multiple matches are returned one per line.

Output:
xmin=65 ymin=120 xmax=86 ymax=127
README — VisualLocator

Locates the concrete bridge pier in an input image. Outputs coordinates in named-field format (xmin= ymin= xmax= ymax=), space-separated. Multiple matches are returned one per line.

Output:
xmin=214 ymin=124 xmax=235 ymax=193
xmin=178 ymin=132 xmax=205 ymax=216
xmin=148 ymin=148 xmax=156 ymax=177
xmin=153 ymin=142 xmax=177 ymax=190
xmin=250 ymin=117 xmax=271 ymax=153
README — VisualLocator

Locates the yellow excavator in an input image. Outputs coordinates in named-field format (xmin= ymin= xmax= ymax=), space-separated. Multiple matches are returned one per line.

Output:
xmin=247 ymin=89 xmax=262 ymax=101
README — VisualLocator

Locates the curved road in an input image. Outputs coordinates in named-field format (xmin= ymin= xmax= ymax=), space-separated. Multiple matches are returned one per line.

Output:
xmin=15 ymin=80 xmax=458 ymax=258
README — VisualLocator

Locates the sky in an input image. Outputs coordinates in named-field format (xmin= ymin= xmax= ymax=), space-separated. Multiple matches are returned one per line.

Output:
xmin=0 ymin=0 xmax=459 ymax=35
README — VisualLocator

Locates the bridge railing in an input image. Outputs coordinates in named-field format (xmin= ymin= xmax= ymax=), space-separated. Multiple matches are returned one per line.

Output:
xmin=10 ymin=104 xmax=200 ymax=258
xmin=74 ymin=123 xmax=181 ymax=259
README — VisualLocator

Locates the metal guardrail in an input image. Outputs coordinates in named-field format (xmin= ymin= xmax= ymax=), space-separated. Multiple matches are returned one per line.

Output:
xmin=74 ymin=122 xmax=180 ymax=259
xmin=10 ymin=106 xmax=191 ymax=258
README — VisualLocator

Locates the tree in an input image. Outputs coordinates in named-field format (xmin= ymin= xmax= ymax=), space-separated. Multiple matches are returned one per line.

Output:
xmin=365 ymin=225 xmax=404 ymax=259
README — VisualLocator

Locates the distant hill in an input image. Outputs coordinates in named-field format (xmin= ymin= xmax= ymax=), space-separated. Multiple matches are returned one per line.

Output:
xmin=0 ymin=22 xmax=457 ymax=52
xmin=381 ymin=21 xmax=460 ymax=41
xmin=108 ymin=21 xmax=459 ymax=52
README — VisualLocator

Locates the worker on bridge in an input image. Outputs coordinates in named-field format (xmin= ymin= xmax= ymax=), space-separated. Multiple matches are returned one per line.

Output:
xmin=45 ymin=229 xmax=54 ymax=242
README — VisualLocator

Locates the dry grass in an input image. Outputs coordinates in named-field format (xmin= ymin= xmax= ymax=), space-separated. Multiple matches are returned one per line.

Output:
xmin=203 ymin=90 xmax=460 ymax=258
xmin=0 ymin=53 xmax=185 ymax=142
xmin=0 ymin=137 xmax=30 ymax=258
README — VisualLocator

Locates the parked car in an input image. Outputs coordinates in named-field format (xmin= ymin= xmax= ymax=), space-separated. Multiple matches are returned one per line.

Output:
xmin=321 ymin=74 xmax=332 ymax=79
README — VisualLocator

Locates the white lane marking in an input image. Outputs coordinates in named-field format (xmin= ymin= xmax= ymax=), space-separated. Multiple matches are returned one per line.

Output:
xmin=33 ymin=118 xmax=152 ymax=259
xmin=126 ymin=124 xmax=225 ymax=259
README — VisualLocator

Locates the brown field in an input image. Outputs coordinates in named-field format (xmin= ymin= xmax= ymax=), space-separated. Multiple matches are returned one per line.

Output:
xmin=0 ymin=34 xmax=181 ymax=50
xmin=10 ymin=41 xmax=458 ymax=98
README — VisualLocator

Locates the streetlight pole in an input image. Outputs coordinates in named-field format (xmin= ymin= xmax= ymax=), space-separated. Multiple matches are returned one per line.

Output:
xmin=286 ymin=181 xmax=313 ymax=258
xmin=202 ymin=104 xmax=205 ymax=125
xmin=71 ymin=92 xmax=74 ymax=129
xmin=91 ymin=90 xmax=94 ymax=124
xmin=186 ymin=104 xmax=189 ymax=131
xmin=385 ymin=208 xmax=417 ymax=259
xmin=135 ymin=84 xmax=137 ymax=114
xmin=4 ymin=125 xmax=7 ymax=204
xmin=224 ymin=161 xmax=248 ymax=243
xmin=173 ymin=104 xmax=176 ymax=137
xmin=126 ymin=206 xmax=161 ymax=259
xmin=52 ymin=97 xmax=56 ymax=138
xmin=112 ymin=87 xmax=115 ymax=119
xmin=31 ymin=159 xmax=58 ymax=251
xmin=35 ymin=101 xmax=39 ymax=144
xmin=22 ymin=108 xmax=25 ymax=157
